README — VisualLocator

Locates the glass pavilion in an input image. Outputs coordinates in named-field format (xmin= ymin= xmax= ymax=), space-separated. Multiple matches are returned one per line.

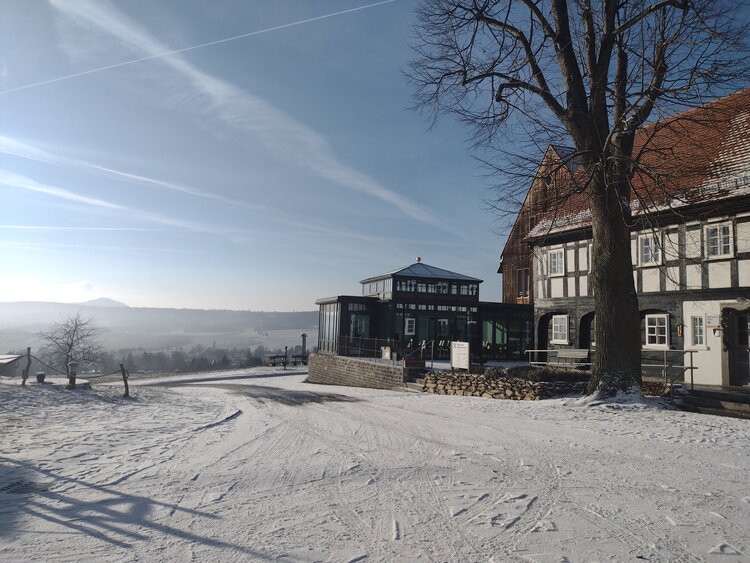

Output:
xmin=316 ymin=260 xmax=533 ymax=360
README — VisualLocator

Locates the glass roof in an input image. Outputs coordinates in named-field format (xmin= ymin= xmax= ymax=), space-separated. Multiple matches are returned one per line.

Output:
xmin=360 ymin=262 xmax=482 ymax=284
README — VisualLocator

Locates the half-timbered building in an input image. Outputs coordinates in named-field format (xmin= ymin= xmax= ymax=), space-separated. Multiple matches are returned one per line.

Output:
xmin=502 ymin=88 xmax=750 ymax=387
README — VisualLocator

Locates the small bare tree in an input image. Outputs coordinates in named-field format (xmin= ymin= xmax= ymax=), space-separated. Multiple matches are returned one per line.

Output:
xmin=409 ymin=0 xmax=749 ymax=398
xmin=37 ymin=313 xmax=104 ymax=376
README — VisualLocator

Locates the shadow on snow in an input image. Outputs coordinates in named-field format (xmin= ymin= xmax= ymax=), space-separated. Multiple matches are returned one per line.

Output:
xmin=0 ymin=457 xmax=274 ymax=559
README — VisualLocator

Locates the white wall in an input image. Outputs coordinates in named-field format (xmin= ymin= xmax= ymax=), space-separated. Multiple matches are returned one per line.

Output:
xmin=708 ymin=262 xmax=731 ymax=288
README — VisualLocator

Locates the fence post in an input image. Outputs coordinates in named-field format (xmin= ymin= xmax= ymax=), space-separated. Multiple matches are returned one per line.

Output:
xmin=65 ymin=361 xmax=79 ymax=390
xmin=21 ymin=347 xmax=31 ymax=386
xmin=119 ymin=363 xmax=130 ymax=398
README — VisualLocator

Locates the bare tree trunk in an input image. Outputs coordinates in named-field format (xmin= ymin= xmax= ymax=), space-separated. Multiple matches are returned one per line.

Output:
xmin=587 ymin=172 xmax=642 ymax=396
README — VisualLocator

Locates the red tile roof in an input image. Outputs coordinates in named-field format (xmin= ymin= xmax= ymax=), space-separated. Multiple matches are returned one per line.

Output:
xmin=527 ymin=88 xmax=750 ymax=240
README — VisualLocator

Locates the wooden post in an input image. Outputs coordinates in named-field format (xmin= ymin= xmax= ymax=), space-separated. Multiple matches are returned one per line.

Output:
xmin=21 ymin=347 xmax=31 ymax=386
xmin=120 ymin=363 xmax=130 ymax=398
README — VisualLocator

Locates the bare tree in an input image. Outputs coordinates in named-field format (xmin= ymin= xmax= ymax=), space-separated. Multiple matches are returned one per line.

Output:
xmin=37 ymin=313 xmax=104 ymax=376
xmin=409 ymin=0 xmax=749 ymax=398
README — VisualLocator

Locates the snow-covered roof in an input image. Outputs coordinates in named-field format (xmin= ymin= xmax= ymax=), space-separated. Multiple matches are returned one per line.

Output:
xmin=360 ymin=262 xmax=482 ymax=284
xmin=0 ymin=354 xmax=21 ymax=365
xmin=526 ymin=88 xmax=750 ymax=241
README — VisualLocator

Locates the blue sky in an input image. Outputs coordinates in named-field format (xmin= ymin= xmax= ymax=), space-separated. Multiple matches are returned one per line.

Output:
xmin=1 ymin=0 xmax=511 ymax=310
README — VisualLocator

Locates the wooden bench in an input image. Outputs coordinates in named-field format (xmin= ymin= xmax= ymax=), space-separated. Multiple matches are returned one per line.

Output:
xmin=266 ymin=355 xmax=287 ymax=367
xmin=548 ymin=349 xmax=590 ymax=369
xmin=291 ymin=354 xmax=308 ymax=366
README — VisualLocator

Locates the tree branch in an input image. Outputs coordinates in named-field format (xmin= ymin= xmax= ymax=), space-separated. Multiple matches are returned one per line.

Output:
xmin=613 ymin=0 xmax=688 ymax=36
xmin=473 ymin=10 xmax=566 ymax=119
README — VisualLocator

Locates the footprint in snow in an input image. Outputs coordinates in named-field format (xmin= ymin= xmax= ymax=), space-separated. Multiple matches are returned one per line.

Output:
xmin=709 ymin=543 xmax=743 ymax=555
xmin=531 ymin=520 xmax=558 ymax=533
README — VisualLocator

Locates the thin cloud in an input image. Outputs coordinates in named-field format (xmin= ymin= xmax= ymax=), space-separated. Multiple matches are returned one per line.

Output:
xmin=0 ymin=170 xmax=232 ymax=236
xmin=46 ymin=0 xmax=443 ymax=226
xmin=0 ymin=135 xmax=442 ymax=240
xmin=1 ymin=1 xmax=397 ymax=96
xmin=0 ymin=225 xmax=166 ymax=232
xmin=0 ymin=240 xmax=211 ymax=254
xmin=0 ymin=135 xmax=270 ymax=214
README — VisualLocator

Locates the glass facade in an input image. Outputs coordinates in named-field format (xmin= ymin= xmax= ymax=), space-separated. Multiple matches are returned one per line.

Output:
xmin=480 ymin=307 xmax=534 ymax=360
xmin=362 ymin=278 xmax=393 ymax=297
xmin=318 ymin=302 xmax=340 ymax=355
xmin=395 ymin=278 xmax=479 ymax=297
xmin=317 ymin=269 xmax=533 ymax=360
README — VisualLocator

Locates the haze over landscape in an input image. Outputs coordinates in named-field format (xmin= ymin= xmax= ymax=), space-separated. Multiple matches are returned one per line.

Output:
xmin=2 ymin=0 xmax=506 ymax=312
xmin=0 ymin=299 xmax=317 ymax=354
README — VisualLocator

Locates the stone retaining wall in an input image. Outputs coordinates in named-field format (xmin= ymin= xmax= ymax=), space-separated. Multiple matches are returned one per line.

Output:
xmin=423 ymin=372 xmax=586 ymax=400
xmin=307 ymin=354 xmax=406 ymax=390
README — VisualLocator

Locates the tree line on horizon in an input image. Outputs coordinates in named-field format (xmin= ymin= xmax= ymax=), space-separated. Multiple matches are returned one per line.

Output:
xmin=5 ymin=313 xmax=307 ymax=377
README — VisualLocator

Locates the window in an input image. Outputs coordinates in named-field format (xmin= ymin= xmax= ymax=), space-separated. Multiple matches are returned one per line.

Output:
xmin=705 ymin=223 xmax=732 ymax=258
xmin=516 ymin=268 xmax=530 ymax=297
xmin=691 ymin=316 xmax=705 ymax=346
xmin=549 ymin=249 xmax=564 ymax=276
xmin=438 ymin=319 xmax=449 ymax=338
xmin=638 ymin=233 xmax=662 ymax=266
xmin=551 ymin=315 xmax=569 ymax=344
xmin=645 ymin=314 xmax=669 ymax=348
xmin=350 ymin=314 xmax=370 ymax=338
xmin=405 ymin=317 xmax=416 ymax=336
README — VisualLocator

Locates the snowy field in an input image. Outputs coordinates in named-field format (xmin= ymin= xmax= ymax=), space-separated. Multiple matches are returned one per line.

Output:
xmin=1 ymin=367 xmax=749 ymax=562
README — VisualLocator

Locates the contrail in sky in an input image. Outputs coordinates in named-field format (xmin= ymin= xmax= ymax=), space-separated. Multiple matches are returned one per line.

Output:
xmin=0 ymin=0 xmax=397 ymax=96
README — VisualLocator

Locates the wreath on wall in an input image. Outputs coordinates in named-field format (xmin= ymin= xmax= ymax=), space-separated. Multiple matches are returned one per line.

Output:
xmin=720 ymin=308 xmax=731 ymax=351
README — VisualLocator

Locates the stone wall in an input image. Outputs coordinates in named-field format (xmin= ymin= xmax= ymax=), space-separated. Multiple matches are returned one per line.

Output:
xmin=423 ymin=372 xmax=586 ymax=400
xmin=307 ymin=354 xmax=406 ymax=390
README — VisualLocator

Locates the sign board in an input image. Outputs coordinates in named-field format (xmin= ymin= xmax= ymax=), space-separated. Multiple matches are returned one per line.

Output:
xmin=706 ymin=315 xmax=720 ymax=328
xmin=381 ymin=346 xmax=391 ymax=360
xmin=450 ymin=341 xmax=470 ymax=370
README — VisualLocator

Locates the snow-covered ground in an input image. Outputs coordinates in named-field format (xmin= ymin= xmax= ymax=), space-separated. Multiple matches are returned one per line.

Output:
xmin=1 ymin=367 xmax=749 ymax=562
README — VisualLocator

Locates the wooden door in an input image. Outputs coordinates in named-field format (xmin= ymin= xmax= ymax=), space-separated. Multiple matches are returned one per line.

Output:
xmin=728 ymin=310 xmax=750 ymax=386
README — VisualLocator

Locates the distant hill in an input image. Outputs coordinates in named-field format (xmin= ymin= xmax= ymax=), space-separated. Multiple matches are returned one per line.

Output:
xmin=0 ymin=301 xmax=318 ymax=353
xmin=80 ymin=298 xmax=129 ymax=308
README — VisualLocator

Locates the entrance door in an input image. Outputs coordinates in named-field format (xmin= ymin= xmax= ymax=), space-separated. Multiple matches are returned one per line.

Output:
xmin=728 ymin=310 xmax=750 ymax=386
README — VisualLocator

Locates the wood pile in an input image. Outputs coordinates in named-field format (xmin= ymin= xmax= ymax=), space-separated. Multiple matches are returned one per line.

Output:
xmin=422 ymin=372 xmax=586 ymax=400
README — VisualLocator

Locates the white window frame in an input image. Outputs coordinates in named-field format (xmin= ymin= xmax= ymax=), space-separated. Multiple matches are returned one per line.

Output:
xmin=549 ymin=249 xmax=565 ymax=277
xmin=405 ymin=317 xmax=416 ymax=336
xmin=644 ymin=314 xmax=669 ymax=349
xmin=704 ymin=222 xmax=733 ymax=259
xmin=690 ymin=316 xmax=705 ymax=347
xmin=638 ymin=232 xmax=662 ymax=267
xmin=551 ymin=315 xmax=569 ymax=344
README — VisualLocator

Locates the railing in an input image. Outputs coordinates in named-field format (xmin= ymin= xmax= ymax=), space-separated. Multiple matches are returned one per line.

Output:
xmin=527 ymin=348 xmax=698 ymax=395
xmin=403 ymin=340 xmax=436 ymax=368
xmin=335 ymin=336 xmax=525 ymax=365
xmin=335 ymin=336 xmax=440 ymax=367
xmin=337 ymin=336 xmax=395 ymax=361
xmin=526 ymin=349 xmax=593 ymax=368
xmin=642 ymin=349 xmax=696 ymax=394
